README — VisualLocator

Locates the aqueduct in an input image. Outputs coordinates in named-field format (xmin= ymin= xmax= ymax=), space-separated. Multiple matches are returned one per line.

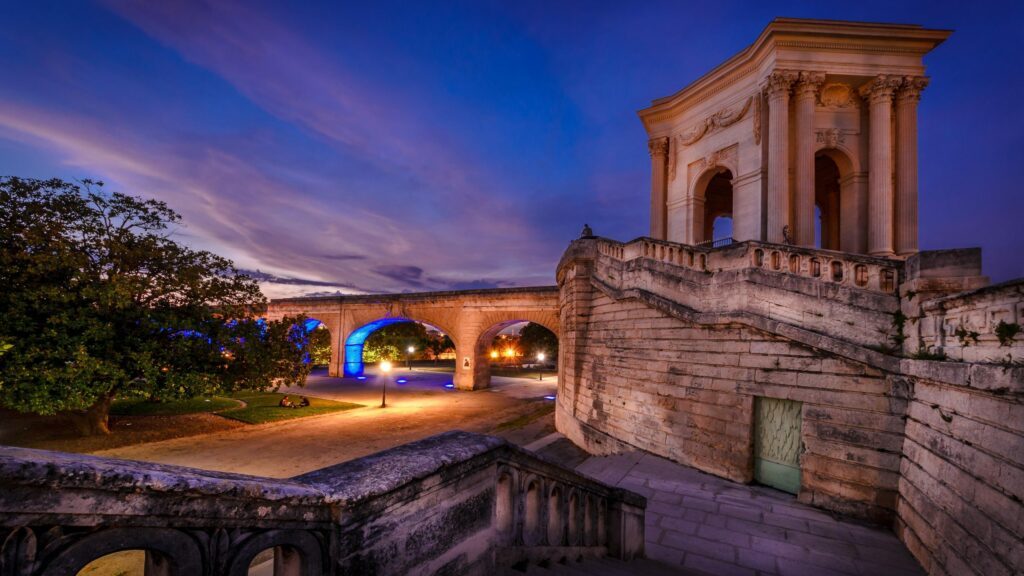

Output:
xmin=266 ymin=286 xmax=560 ymax=390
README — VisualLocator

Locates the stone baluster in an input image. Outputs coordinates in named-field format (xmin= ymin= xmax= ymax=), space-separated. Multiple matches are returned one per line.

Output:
xmin=763 ymin=70 xmax=797 ymax=244
xmin=794 ymin=72 xmax=826 ymax=247
xmin=648 ymin=137 xmax=670 ymax=240
xmin=859 ymin=75 xmax=901 ymax=256
xmin=895 ymin=76 xmax=928 ymax=256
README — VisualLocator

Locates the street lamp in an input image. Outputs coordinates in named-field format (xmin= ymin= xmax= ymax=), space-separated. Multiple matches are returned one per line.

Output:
xmin=537 ymin=352 xmax=546 ymax=381
xmin=406 ymin=345 xmax=415 ymax=370
xmin=380 ymin=360 xmax=392 ymax=407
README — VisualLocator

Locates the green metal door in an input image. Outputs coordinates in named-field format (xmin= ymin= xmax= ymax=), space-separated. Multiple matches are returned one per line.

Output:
xmin=754 ymin=397 xmax=803 ymax=494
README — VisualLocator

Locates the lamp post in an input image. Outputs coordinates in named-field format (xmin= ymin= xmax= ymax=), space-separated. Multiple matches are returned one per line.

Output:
xmin=537 ymin=352 xmax=546 ymax=381
xmin=406 ymin=345 xmax=415 ymax=370
xmin=380 ymin=360 xmax=392 ymax=408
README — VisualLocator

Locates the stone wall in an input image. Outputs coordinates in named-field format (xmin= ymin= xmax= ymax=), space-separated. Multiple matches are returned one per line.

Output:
xmin=556 ymin=236 xmax=1024 ymax=574
xmin=895 ymin=361 xmax=1023 ymax=576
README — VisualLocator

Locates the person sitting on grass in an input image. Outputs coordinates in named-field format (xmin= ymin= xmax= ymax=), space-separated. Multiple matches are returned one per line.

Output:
xmin=279 ymin=396 xmax=295 ymax=408
xmin=298 ymin=396 xmax=310 ymax=408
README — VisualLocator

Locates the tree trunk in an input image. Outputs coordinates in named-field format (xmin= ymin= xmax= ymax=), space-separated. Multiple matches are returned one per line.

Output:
xmin=67 ymin=393 xmax=114 ymax=436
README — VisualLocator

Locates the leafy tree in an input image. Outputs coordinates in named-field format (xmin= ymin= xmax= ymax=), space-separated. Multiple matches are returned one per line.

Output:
xmin=518 ymin=323 xmax=558 ymax=362
xmin=0 ymin=177 xmax=312 ymax=435
xmin=308 ymin=325 xmax=332 ymax=366
xmin=424 ymin=332 xmax=454 ymax=363
xmin=363 ymin=322 xmax=430 ymax=362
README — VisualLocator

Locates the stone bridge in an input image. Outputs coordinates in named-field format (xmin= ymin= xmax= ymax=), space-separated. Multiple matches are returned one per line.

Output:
xmin=267 ymin=287 xmax=560 ymax=390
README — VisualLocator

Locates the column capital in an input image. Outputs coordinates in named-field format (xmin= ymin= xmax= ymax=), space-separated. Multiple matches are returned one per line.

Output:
xmin=794 ymin=71 xmax=826 ymax=99
xmin=762 ymin=69 xmax=798 ymax=98
xmin=858 ymin=75 xmax=901 ymax=104
xmin=896 ymin=76 xmax=929 ymax=102
xmin=648 ymin=137 xmax=669 ymax=158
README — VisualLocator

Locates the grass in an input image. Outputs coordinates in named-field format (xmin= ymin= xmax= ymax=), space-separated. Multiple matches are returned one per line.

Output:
xmin=111 ymin=392 xmax=363 ymax=425
xmin=111 ymin=396 xmax=241 ymax=417
xmin=217 ymin=391 xmax=363 ymax=424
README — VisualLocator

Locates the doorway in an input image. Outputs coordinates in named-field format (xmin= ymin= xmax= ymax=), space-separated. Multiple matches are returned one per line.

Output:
xmin=753 ymin=397 xmax=803 ymax=494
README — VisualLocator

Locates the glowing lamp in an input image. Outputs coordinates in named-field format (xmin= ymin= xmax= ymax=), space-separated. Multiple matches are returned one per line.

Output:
xmin=380 ymin=360 xmax=393 ymax=373
xmin=407 ymin=346 xmax=415 ymax=354
xmin=537 ymin=352 xmax=546 ymax=362
xmin=490 ymin=350 xmax=499 ymax=359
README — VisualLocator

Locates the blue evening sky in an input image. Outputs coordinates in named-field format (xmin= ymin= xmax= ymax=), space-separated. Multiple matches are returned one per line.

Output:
xmin=0 ymin=1 xmax=1020 ymax=297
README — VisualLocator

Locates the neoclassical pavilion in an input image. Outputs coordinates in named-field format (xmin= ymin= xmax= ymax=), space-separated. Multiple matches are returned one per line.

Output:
xmin=640 ymin=18 xmax=950 ymax=256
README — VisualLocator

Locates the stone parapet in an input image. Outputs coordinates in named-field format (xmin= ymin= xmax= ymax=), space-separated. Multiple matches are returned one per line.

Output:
xmin=0 ymin=431 xmax=645 ymax=576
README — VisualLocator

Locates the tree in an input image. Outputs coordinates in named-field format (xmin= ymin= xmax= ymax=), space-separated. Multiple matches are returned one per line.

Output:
xmin=0 ymin=177 xmax=312 ymax=435
xmin=424 ymin=332 xmax=454 ymax=363
xmin=362 ymin=322 xmax=430 ymax=362
xmin=518 ymin=323 xmax=558 ymax=362
xmin=308 ymin=325 xmax=332 ymax=366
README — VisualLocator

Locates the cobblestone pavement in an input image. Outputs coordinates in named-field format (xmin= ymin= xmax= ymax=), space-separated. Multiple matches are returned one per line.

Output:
xmin=575 ymin=450 xmax=924 ymax=576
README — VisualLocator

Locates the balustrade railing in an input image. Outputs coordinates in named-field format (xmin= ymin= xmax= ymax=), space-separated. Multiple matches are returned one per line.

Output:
xmin=0 ymin=431 xmax=644 ymax=576
xmin=596 ymin=236 xmax=900 ymax=294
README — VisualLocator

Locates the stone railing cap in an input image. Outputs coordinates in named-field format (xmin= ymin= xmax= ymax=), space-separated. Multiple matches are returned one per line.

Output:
xmin=0 ymin=445 xmax=324 ymax=503
xmin=293 ymin=430 xmax=507 ymax=504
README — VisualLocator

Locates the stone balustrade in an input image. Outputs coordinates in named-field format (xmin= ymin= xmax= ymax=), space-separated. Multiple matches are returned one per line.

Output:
xmin=597 ymin=236 xmax=901 ymax=294
xmin=0 ymin=431 xmax=644 ymax=576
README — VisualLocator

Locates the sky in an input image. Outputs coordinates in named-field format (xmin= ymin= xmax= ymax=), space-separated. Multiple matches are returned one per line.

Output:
xmin=1 ymin=0 xmax=1021 ymax=298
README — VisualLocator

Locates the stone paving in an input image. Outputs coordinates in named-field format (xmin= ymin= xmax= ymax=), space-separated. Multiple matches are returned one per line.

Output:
xmin=574 ymin=450 xmax=924 ymax=576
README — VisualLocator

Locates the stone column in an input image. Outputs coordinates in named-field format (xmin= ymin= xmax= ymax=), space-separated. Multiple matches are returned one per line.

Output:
xmin=763 ymin=70 xmax=797 ymax=244
xmin=648 ymin=137 xmax=669 ymax=240
xmin=895 ymin=76 xmax=928 ymax=256
xmin=793 ymin=72 xmax=825 ymax=247
xmin=859 ymin=75 xmax=901 ymax=256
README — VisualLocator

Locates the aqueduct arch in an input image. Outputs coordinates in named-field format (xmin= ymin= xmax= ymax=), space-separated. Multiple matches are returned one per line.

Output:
xmin=266 ymin=287 xmax=559 ymax=390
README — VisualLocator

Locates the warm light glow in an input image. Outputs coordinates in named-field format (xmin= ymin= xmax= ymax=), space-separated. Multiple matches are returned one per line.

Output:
xmin=504 ymin=348 xmax=515 ymax=357
xmin=490 ymin=350 xmax=499 ymax=359
xmin=537 ymin=352 xmax=546 ymax=361
xmin=380 ymin=360 xmax=393 ymax=373
xmin=407 ymin=345 xmax=415 ymax=354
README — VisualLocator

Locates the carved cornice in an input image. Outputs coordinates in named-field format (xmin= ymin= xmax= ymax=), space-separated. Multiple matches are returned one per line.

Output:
xmin=762 ymin=70 xmax=798 ymax=98
xmin=648 ymin=137 xmax=669 ymax=158
xmin=677 ymin=96 xmax=753 ymax=147
xmin=896 ymin=76 xmax=929 ymax=102
xmin=794 ymin=71 xmax=827 ymax=99
xmin=858 ymin=75 xmax=902 ymax=104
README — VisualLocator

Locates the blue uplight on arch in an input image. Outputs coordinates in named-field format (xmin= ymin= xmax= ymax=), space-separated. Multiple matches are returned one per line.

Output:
xmin=343 ymin=317 xmax=411 ymax=377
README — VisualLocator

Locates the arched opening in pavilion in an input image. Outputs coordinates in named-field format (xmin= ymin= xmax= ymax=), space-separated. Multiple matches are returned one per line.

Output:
xmin=814 ymin=154 xmax=842 ymax=250
xmin=693 ymin=167 xmax=734 ymax=245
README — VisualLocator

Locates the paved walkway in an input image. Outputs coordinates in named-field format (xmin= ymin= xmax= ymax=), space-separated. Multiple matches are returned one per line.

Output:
xmin=573 ymin=450 xmax=924 ymax=576
xmin=95 ymin=368 xmax=557 ymax=477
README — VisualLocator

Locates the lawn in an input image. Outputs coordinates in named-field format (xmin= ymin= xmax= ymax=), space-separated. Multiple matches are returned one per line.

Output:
xmin=218 ymin=391 xmax=363 ymax=424
xmin=111 ymin=392 xmax=363 ymax=425
xmin=111 ymin=396 xmax=242 ymax=416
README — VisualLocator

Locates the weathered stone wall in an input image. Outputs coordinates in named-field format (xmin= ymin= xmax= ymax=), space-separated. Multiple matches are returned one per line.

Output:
xmin=915 ymin=281 xmax=1024 ymax=363
xmin=556 ymin=287 xmax=904 ymax=522
xmin=894 ymin=361 xmax=1024 ymax=576
xmin=556 ymin=237 xmax=1024 ymax=574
